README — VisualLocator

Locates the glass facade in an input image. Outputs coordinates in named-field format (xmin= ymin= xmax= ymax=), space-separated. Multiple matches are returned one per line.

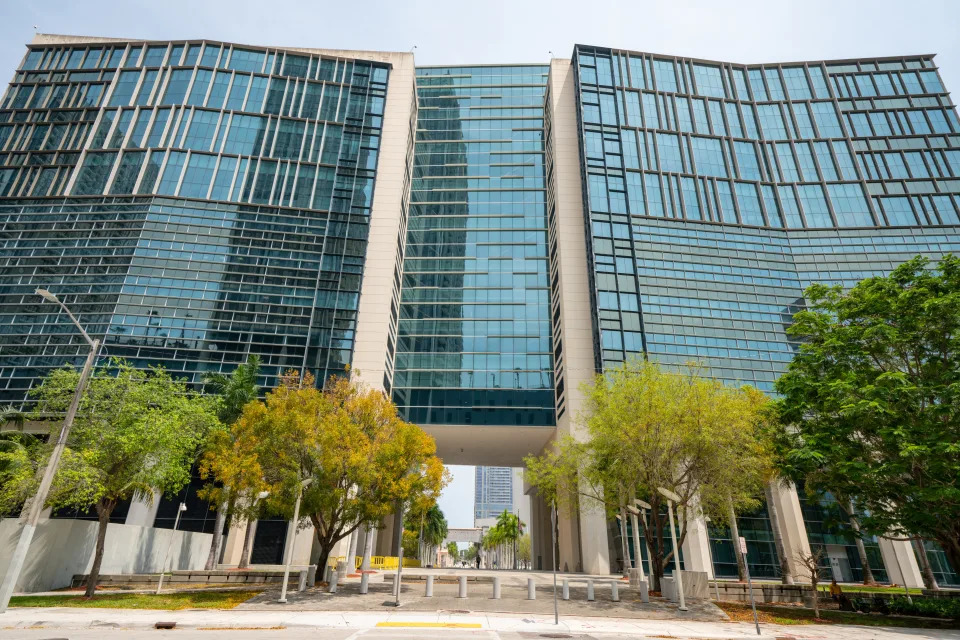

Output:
xmin=0 ymin=39 xmax=390 ymax=404
xmin=474 ymin=465 xmax=514 ymax=521
xmin=570 ymin=46 xmax=960 ymax=580
xmin=391 ymin=66 xmax=555 ymax=426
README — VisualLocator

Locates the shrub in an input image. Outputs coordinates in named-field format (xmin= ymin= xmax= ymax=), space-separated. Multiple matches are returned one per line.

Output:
xmin=886 ymin=597 xmax=960 ymax=620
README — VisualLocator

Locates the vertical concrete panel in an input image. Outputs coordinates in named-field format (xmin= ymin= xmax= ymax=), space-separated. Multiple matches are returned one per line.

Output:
xmin=546 ymin=58 xmax=609 ymax=576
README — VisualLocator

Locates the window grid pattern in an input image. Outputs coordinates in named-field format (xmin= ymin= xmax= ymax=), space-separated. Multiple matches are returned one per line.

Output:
xmin=391 ymin=66 xmax=556 ymax=427
xmin=474 ymin=466 xmax=514 ymax=521
xmin=0 ymin=39 xmax=393 ymax=406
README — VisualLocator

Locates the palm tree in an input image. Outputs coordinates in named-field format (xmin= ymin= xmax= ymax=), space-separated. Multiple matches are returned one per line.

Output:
xmin=420 ymin=504 xmax=448 ymax=566
xmin=201 ymin=355 xmax=261 ymax=570
xmin=495 ymin=510 xmax=523 ymax=569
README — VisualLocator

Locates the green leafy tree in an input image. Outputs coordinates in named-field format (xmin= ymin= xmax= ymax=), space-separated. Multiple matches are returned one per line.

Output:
xmin=197 ymin=355 xmax=262 ymax=569
xmin=517 ymin=533 xmax=532 ymax=569
xmin=446 ymin=541 xmax=459 ymax=563
xmin=525 ymin=359 xmax=774 ymax=589
xmin=774 ymin=254 xmax=960 ymax=577
xmin=25 ymin=359 xmax=218 ymax=597
xmin=0 ymin=431 xmax=41 ymax=517
xmin=233 ymin=371 xmax=449 ymax=573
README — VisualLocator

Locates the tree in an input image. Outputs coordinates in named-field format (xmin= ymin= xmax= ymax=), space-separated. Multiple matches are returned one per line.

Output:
xmin=198 ymin=355 xmax=262 ymax=570
xmin=773 ymin=255 xmax=960 ymax=577
xmin=25 ymin=359 xmax=218 ymax=597
xmin=0 ymin=432 xmax=41 ymax=517
xmin=446 ymin=541 xmax=459 ymax=564
xmin=233 ymin=371 xmax=449 ymax=573
xmin=525 ymin=360 xmax=774 ymax=589
xmin=517 ymin=533 xmax=532 ymax=569
xmin=796 ymin=547 xmax=827 ymax=619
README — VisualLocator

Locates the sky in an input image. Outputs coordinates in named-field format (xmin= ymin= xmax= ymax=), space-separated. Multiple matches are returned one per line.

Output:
xmin=3 ymin=0 xmax=959 ymax=529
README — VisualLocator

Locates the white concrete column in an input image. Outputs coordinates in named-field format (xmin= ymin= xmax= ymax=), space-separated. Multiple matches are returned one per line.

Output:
xmin=681 ymin=507 xmax=714 ymax=577
xmin=769 ymin=482 xmax=812 ymax=578
xmin=219 ymin=518 xmax=249 ymax=566
xmin=124 ymin=490 xmax=162 ymax=527
xmin=545 ymin=57 xmax=611 ymax=578
xmin=879 ymin=537 xmax=923 ymax=588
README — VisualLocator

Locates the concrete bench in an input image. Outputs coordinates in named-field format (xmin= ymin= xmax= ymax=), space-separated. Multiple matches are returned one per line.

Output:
xmin=561 ymin=577 xmax=622 ymax=602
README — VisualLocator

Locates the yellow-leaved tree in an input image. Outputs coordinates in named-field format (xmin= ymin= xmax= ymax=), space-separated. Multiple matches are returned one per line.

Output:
xmin=525 ymin=359 xmax=774 ymax=589
xmin=230 ymin=370 xmax=448 ymax=572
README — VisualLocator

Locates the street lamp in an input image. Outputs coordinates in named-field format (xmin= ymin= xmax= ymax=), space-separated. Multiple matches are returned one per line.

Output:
xmin=635 ymin=499 xmax=654 ymax=583
xmin=156 ymin=503 xmax=188 ymax=594
xmin=657 ymin=487 xmax=687 ymax=612
xmin=626 ymin=505 xmax=645 ymax=582
xmin=279 ymin=478 xmax=313 ymax=603
xmin=0 ymin=289 xmax=101 ymax=613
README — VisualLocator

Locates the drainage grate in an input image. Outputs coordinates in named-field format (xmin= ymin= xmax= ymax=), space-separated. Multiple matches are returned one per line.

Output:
xmin=539 ymin=634 xmax=572 ymax=639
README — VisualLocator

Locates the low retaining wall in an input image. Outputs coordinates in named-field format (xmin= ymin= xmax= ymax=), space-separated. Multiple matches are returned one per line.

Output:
xmin=714 ymin=582 xmax=810 ymax=603
xmin=70 ymin=568 xmax=313 ymax=589
xmin=0 ymin=518 xmax=214 ymax=593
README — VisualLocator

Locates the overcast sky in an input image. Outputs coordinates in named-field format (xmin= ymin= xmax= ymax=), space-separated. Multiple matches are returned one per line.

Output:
xmin=3 ymin=0 xmax=959 ymax=529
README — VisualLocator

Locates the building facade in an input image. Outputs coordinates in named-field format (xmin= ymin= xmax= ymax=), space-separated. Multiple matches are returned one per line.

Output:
xmin=0 ymin=34 xmax=958 ymax=588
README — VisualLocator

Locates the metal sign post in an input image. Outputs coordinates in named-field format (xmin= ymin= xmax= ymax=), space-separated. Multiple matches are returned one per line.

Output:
xmin=739 ymin=536 xmax=761 ymax=635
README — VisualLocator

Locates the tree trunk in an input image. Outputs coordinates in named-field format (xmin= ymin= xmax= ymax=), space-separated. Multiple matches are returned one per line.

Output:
xmin=204 ymin=503 xmax=227 ymax=571
xmin=845 ymin=500 xmax=876 ymax=585
xmin=811 ymin=577 xmax=820 ymax=618
xmin=727 ymin=495 xmax=747 ymax=582
xmin=238 ymin=518 xmax=255 ymax=569
xmin=765 ymin=483 xmax=793 ymax=584
xmin=85 ymin=498 xmax=116 ymax=598
xmin=347 ymin=528 xmax=359 ymax=572
xmin=912 ymin=537 xmax=939 ymax=590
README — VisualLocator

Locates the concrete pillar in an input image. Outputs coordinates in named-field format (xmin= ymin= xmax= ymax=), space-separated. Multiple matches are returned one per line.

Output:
xmin=680 ymin=507 xmax=714 ymax=577
xmin=579 ymin=505 xmax=610 ymax=575
xmin=769 ymin=482 xmax=812 ymax=578
xmin=124 ymin=490 xmax=162 ymax=527
xmin=879 ymin=537 xmax=923 ymax=588
xmin=375 ymin=512 xmax=395 ymax=556
xmin=219 ymin=517 xmax=249 ymax=566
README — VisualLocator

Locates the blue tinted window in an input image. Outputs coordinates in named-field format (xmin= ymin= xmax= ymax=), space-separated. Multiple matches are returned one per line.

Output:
xmin=734 ymin=141 xmax=761 ymax=180
xmin=797 ymin=184 xmax=832 ymax=227
xmin=881 ymin=196 xmax=917 ymax=225
xmin=228 ymin=48 xmax=265 ymax=73
xmin=693 ymin=64 xmax=725 ymax=98
xmin=828 ymin=183 xmax=873 ymax=226
xmin=156 ymin=151 xmax=186 ymax=194
xmin=811 ymin=102 xmax=843 ymax=137
xmin=735 ymin=182 xmax=764 ymax=225
xmin=179 ymin=153 xmax=217 ymax=197
xmin=656 ymin=133 xmax=683 ymax=172
xmin=692 ymin=136 xmax=726 ymax=177
xmin=782 ymin=67 xmax=811 ymax=99
xmin=653 ymin=59 xmax=677 ymax=92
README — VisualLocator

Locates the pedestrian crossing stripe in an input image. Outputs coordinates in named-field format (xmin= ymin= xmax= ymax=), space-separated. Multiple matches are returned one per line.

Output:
xmin=376 ymin=622 xmax=483 ymax=628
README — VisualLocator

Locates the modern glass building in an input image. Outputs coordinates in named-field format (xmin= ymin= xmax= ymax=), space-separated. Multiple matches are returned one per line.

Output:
xmin=0 ymin=34 xmax=957 ymax=587
xmin=474 ymin=466 xmax=514 ymax=522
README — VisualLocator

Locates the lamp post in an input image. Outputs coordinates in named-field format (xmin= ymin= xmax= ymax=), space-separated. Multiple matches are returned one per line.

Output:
xmin=635 ymin=499 xmax=654 ymax=583
xmin=156 ymin=503 xmax=188 ymax=594
xmin=0 ymin=289 xmax=100 ymax=613
xmin=658 ymin=487 xmax=687 ymax=612
xmin=551 ymin=503 xmax=558 ymax=625
xmin=626 ymin=505 xmax=645 ymax=582
xmin=279 ymin=478 xmax=312 ymax=603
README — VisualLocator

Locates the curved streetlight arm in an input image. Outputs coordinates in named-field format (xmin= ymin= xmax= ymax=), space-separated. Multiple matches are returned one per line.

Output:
xmin=36 ymin=289 xmax=95 ymax=348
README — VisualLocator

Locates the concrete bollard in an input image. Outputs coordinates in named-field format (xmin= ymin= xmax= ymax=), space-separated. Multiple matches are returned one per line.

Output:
xmin=359 ymin=572 xmax=369 ymax=594
xmin=298 ymin=569 xmax=308 ymax=592
xmin=492 ymin=576 xmax=501 ymax=599
xmin=527 ymin=577 xmax=536 ymax=600
xmin=587 ymin=579 xmax=594 ymax=601
xmin=639 ymin=579 xmax=649 ymax=603
xmin=328 ymin=571 xmax=338 ymax=594
xmin=425 ymin=575 xmax=434 ymax=597
xmin=458 ymin=575 xmax=467 ymax=598
xmin=562 ymin=578 xmax=570 ymax=600
xmin=611 ymin=580 xmax=620 ymax=602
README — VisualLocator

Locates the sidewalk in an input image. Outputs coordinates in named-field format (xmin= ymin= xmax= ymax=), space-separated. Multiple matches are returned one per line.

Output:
xmin=3 ymin=606 xmax=960 ymax=639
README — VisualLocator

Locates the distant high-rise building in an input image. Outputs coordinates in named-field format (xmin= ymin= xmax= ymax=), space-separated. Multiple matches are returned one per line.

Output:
xmin=0 ymin=34 xmax=956 ymax=589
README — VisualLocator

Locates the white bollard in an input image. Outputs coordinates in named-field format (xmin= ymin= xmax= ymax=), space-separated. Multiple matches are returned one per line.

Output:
xmin=425 ymin=575 xmax=434 ymax=597
xmin=527 ymin=577 xmax=536 ymax=600
xmin=458 ymin=575 xmax=467 ymax=598
xmin=587 ymin=579 xmax=594 ymax=601
xmin=562 ymin=578 xmax=570 ymax=600
xmin=328 ymin=571 xmax=338 ymax=594
xmin=492 ymin=576 xmax=501 ymax=599
xmin=298 ymin=569 xmax=307 ymax=592
xmin=359 ymin=572 xmax=369 ymax=594
xmin=611 ymin=580 xmax=620 ymax=602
